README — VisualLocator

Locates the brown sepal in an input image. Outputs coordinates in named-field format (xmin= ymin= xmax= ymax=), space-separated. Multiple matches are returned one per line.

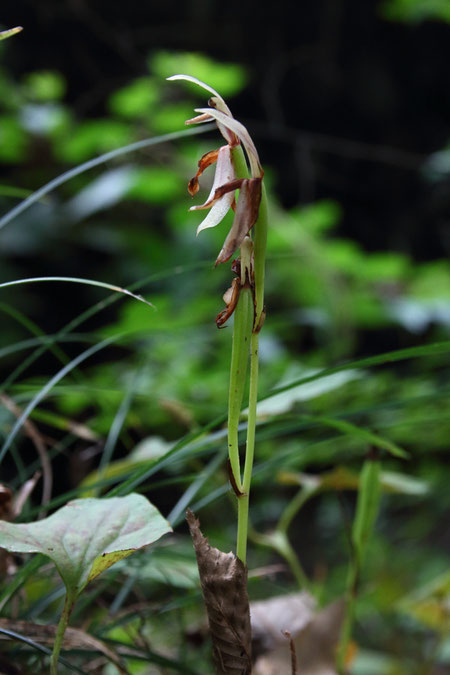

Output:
xmin=216 ymin=177 xmax=262 ymax=265
xmin=216 ymin=277 xmax=241 ymax=329
xmin=186 ymin=509 xmax=252 ymax=674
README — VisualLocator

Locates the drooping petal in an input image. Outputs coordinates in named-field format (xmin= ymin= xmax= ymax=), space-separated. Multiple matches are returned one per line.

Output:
xmin=166 ymin=75 xmax=233 ymax=117
xmin=188 ymin=149 xmax=219 ymax=196
xmin=194 ymin=108 xmax=262 ymax=178
xmin=216 ymin=177 xmax=262 ymax=265
xmin=168 ymin=76 xmax=238 ymax=145
xmin=195 ymin=179 xmax=246 ymax=235
xmin=190 ymin=145 xmax=235 ymax=211
xmin=196 ymin=195 xmax=235 ymax=235
xmin=185 ymin=112 xmax=213 ymax=126
xmin=185 ymin=109 xmax=237 ymax=146
xmin=207 ymin=97 xmax=239 ymax=146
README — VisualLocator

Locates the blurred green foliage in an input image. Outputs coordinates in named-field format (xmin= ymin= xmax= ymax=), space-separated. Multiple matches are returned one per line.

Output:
xmin=0 ymin=42 xmax=449 ymax=675
xmin=381 ymin=0 xmax=450 ymax=23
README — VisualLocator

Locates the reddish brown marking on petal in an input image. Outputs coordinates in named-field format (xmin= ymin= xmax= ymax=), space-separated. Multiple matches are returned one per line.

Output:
xmin=211 ymin=178 xmax=244 ymax=199
xmin=192 ymin=178 xmax=245 ymax=211
xmin=216 ymin=277 xmax=241 ymax=328
xmin=187 ymin=149 xmax=220 ymax=197
xmin=231 ymin=257 xmax=241 ymax=277
xmin=198 ymin=148 xmax=220 ymax=171
xmin=188 ymin=176 xmax=199 ymax=196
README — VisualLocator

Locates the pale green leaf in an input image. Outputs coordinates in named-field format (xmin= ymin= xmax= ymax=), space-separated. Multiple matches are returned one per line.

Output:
xmin=0 ymin=495 xmax=172 ymax=596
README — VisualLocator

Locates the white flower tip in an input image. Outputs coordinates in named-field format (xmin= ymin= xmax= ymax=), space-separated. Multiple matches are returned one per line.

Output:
xmin=166 ymin=74 xmax=223 ymax=102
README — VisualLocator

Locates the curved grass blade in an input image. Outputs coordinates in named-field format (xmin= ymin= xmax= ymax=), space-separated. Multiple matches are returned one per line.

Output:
xmin=0 ymin=335 xmax=121 ymax=463
xmin=267 ymin=341 xmax=450 ymax=399
xmin=301 ymin=414 xmax=408 ymax=459
xmin=94 ymin=368 xmax=142 ymax=496
xmin=0 ymin=333 xmax=98 ymax=360
xmin=0 ymin=627 xmax=85 ymax=673
xmin=0 ymin=276 xmax=154 ymax=308
xmin=168 ymin=449 xmax=226 ymax=527
xmin=0 ymin=554 xmax=46 ymax=613
xmin=0 ymin=302 xmax=86 ymax=390
xmin=103 ymin=638 xmax=201 ymax=675
xmin=1 ymin=261 xmax=208 ymax=392
xmin=0 ymin=125 xmax=213 ymax=230
xmin=110 ymin=341 xmax=449 ymax=496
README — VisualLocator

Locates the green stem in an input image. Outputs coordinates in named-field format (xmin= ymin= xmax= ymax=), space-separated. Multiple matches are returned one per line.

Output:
xmin=337 ymin=456 xmax=381 ymax=673
xmin=227 ymin=288 xmax=253 ymax=493
xmin=336 ymin=564 xmax=358 ymax=674
xmin=236 ymin=330 xmax=259 ymax=563
xmin=50 ymin=591 xmax=75 ymax=675
xmin=278 ymin=484 xmax=318 ymax=536
xmin=253 ymin=183 xmax=268 ymax=329
xmin=229 ymin=144 xmax=268 ymax=564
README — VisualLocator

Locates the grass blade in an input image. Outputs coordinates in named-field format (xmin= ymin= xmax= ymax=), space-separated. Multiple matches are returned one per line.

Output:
xmin=0 ymin=125 xmax=213 ymax=230
xmin=0 ymin=335 xmax=121 ymax=463
xmin=0 ymin=276 xmax=154 ymax=307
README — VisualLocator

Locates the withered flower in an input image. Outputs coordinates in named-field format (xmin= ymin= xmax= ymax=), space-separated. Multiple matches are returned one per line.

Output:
xmin=167 ymin=75 xmax=263 ymax=265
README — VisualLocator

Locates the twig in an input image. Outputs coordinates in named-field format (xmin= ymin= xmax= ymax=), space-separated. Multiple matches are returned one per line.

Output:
xmin=1 ymin=394 xmax=53 ymax=514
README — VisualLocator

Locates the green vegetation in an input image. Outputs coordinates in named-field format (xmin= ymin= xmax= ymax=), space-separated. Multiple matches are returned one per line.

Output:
xmin=0 ymin=39 xmax=449 ymax=674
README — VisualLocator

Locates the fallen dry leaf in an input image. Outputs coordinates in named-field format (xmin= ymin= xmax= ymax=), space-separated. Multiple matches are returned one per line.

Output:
xmin=252 ymin=595 xmax=345 ymax=675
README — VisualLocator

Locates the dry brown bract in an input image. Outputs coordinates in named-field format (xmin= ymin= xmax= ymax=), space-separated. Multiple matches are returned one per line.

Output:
xmin=186 ymin=509 xmax=252 ymax=674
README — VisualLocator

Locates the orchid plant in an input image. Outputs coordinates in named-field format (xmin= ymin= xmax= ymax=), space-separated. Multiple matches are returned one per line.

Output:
xmin=168 ymin=74 xmax=268 ymax=564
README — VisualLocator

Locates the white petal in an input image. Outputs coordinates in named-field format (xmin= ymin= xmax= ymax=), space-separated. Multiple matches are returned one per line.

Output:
xmin=190 ymin=145 xmax=235 ymax=210
xmin=194 ymin=107 xmax=261 ymax=177
xmin=196 ymin=192 xmax=235 ymax=235
xmin=167 ymin=75 xmax=232 ymax=116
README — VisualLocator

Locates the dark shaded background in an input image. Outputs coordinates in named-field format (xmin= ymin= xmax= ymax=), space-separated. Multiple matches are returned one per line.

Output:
xmin=2 ymin=0 xmax=449 ymax=260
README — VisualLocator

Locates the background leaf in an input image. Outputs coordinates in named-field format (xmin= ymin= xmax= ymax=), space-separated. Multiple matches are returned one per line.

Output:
xmin=0 ymin=495 xmax=172 ymax=596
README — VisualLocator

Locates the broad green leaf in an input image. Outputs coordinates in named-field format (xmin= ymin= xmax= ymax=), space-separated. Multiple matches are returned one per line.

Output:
xmin=55 ymin=119 xmax=134 ymax=163
xmin=108 ymin=76 xmax=159 ymax=118
xmin=381 ymin=0 xmax=450 ymax=24
xmin=23 ymin=70 xmax=66 ymax=101
xmin=127 ymin=166 xmax=181 ymax=204
xmin=0 ymin=116 xmax=28 ymax=162
xmin=0 ymin=495 xmax=172 ymax=596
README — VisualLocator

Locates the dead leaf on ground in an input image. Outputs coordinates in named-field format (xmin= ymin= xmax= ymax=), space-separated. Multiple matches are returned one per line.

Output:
xmin=252 ymin=595 xmax=346 ymax=675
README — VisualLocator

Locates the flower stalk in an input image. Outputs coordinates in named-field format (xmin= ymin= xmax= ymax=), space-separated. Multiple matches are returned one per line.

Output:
xmin=169 ymin=75 xmax=267 ymax=564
